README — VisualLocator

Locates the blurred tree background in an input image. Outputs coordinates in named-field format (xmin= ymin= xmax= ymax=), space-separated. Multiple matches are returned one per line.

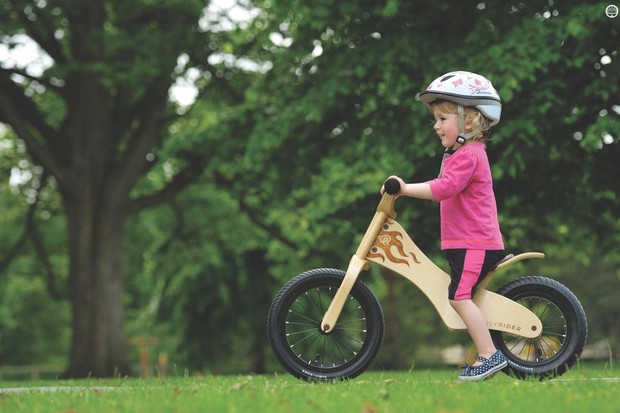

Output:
xmin=0 ymin=0 xmax=618 ymax=377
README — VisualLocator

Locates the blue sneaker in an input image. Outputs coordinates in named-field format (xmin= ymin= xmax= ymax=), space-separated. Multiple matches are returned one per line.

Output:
xmin=458 ymin=350 xmax=507 ymax=381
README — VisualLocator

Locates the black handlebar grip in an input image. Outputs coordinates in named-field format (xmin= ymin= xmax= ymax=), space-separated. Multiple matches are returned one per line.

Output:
xmin=384 ymin=178 xmax=401 ymax=195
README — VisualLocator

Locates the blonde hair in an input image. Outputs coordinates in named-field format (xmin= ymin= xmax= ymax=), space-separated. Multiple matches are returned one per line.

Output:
xmin=430 ymin=100 xmax=492 ymax=142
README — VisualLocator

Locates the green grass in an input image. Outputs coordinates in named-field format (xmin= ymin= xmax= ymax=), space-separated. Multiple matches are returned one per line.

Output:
xmin=0 ymin=363 xmax=617 ymax=413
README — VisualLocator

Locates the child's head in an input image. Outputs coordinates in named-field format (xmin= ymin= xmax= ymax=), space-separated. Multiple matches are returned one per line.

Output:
xmin=420 ymin=71 xmax=501 ymax=145
xmin=430 ymin=100 xmax=492 ymax=142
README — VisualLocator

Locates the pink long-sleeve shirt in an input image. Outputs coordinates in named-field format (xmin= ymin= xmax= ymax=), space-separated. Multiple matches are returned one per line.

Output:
xmin=427 ymin=142 xmax=504 ymax=251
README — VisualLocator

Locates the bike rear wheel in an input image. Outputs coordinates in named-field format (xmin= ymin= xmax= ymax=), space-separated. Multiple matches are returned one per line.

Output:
xmin=267 ymin=268 xmax=384 ymax=381
xmin=492 ymin=276 xmax=588 ymax=380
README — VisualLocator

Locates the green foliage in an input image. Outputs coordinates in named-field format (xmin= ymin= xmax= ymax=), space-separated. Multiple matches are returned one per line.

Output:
xmin=0 ymin=276 xmax=70 ymax=365
xmin=0 ymin=131 xmax=69 ymax=365
xmin=124 ymin=178 xmax=278 ymax=372
xmin=0 ymin=0 xmax=618 ymax=374
xmin=215 ymin=0 xmax=620 ymax=367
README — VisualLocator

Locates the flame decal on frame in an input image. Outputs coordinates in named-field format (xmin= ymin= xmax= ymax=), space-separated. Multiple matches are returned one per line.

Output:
xmin=368 ymin=220 xmax=421 ymax=266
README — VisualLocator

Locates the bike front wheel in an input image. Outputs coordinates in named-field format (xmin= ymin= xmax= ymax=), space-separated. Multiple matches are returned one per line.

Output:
xmin=492 ymin=276 xmax=588 ymax=380
xmin=267 ymin=268 xmax=384 ymax=381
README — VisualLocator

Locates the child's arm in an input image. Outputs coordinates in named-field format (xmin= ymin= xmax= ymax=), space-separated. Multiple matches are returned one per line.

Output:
xmin=401 ymin=182 xmax=434 ymax=200
xmin=381 ymin=176 xmax=435 ymax=200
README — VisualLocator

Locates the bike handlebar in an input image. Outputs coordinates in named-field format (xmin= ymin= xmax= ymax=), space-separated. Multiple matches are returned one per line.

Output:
xmin=384 ymin=178 xmax=401 ymax=195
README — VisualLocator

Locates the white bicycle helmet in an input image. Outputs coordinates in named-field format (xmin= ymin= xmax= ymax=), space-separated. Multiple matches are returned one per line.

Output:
xmin=419 ymin=71 xmax=502 ymax=126
xmin=421 ymin=71 xmax=502 ymax=176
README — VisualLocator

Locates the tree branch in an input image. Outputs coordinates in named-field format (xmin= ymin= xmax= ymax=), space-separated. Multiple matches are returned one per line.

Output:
xmin=0 ymin=229 xmax=28 ymax=277
xmin=124 ymin=152 xmax=207 ymax=216
xmin=25 ymin=171 xmax=62 ymax=300
xmin=0 ymin=73 xmax=66 ymax=183
xmin=0 ymin=172 xmax=61 ymax=302
xmin=12 ymin=1 xmax=68 ymax=64
xmin=107 ymin=74 xmax=174 ymax=203
xmin=212 ymin=171 xmax=299 ymax=250
xmin=0 ymin=66 xmax=63 ymax=93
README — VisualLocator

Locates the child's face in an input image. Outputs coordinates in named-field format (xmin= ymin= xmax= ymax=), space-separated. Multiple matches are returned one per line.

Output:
xmin=432 ymin=107 xmax=460 ymax=149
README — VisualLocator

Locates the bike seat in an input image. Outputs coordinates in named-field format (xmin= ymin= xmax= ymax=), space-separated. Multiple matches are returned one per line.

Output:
xmin=493 ymin=254 xmax=515 ymax=270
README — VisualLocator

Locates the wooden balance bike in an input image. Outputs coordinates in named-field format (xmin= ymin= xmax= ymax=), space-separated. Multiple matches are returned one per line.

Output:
xmin=267 ymin=178 xmax=588 ymax=381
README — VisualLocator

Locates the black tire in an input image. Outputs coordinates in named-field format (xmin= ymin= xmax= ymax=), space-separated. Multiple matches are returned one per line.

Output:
xmin=491 ymin=276 xmax=588 ymax=380
xmin=267 ymin=268 xmax=384 ymax=381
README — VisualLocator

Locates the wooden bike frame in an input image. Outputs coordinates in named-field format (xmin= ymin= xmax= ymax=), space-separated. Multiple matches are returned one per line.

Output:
xmin=321 ymin=192 xmax=544 ymax=339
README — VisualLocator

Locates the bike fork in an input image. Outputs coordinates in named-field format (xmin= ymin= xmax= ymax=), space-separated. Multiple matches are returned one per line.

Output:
xmin=320 ymin=195 xmax=394 ymax=334
xmin=321 ymin=254 xmax=369 ymax=333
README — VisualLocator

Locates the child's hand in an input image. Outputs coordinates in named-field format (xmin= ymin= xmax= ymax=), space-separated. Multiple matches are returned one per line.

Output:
xmin=381 ymin=175 xmax=405 ymax=196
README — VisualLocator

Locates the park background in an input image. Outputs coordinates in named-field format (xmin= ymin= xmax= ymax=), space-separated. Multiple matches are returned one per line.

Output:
xmin=0 ymin=0 xmax=618 ymax=379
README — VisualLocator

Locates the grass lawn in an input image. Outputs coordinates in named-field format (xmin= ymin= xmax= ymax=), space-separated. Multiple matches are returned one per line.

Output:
xmin=0 ymin=363 xmax=617 ymax=413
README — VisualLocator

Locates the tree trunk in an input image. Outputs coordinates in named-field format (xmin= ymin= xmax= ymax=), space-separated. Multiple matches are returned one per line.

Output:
xmin=0 ymin=0 xmax=203 ymax=379
xmin=63 ymin=189 xmax=132 ymax=377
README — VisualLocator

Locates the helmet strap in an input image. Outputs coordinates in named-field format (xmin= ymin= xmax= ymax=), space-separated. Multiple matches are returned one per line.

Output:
xmin=456 ymin=104 xmax=478 ymax=144
xmin=438 ymin=105 xmax=477 ymax=178
xmin=458 ymin=104 xmax=467 ymax=143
